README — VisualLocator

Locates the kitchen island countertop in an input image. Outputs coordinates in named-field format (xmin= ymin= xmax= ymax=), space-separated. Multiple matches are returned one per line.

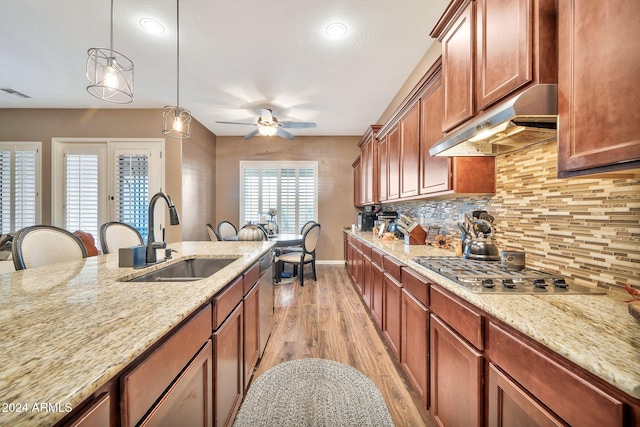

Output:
xmin=0 ymin=241 xmax=274 ymax=427
xmin=348 ymin=231 xmax=640 ymax=401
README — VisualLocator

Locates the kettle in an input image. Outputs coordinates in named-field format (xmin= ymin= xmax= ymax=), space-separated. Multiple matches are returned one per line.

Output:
xmin=463 ymin=219 xmax=500 ymax=261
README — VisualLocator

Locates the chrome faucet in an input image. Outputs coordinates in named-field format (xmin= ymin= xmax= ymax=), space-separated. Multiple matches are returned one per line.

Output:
xmin=146 ymin=191 xmax=181 ymax=264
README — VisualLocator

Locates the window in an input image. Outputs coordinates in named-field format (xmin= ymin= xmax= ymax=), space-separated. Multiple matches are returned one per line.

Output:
xmin=0 ymin=142 xmax=41 ymax=233
xmin=53 ymin=139 xmax=163 ymax=243
xmin=240 ymin=161 xmax=318 ymax=234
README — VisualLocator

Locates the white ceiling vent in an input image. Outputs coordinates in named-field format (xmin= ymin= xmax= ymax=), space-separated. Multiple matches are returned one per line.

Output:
xmin=1 ymin=88 xmax=31 ymax=98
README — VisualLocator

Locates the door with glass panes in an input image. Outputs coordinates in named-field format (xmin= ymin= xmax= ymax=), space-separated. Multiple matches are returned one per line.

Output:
xmin=53 ymin=139 xmax=164 ymax=248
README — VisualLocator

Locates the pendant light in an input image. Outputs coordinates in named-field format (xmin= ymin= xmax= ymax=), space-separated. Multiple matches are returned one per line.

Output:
xmin=162 ymin=0 xmax=192 ymax=139
xmin=86 ymin=0 xmax=134 ymax=103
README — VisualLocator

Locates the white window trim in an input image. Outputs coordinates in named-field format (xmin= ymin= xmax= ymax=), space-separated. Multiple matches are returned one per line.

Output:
xmin=239 ymin=160 xmax=318 ymax=232
xmin=52 ymin=138 xmax=165 ymax=231
xmin=0 ymin=141 xmax=42 ymax=231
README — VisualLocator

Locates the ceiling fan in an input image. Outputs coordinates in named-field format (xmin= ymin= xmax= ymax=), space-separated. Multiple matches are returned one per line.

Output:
xmin=216 ymin=108 xmax=317 ymax=140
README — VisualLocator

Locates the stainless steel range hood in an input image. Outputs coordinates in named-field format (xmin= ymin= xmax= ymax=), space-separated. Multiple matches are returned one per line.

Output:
xmin=429 ymin=84 xmax=558 ymax=157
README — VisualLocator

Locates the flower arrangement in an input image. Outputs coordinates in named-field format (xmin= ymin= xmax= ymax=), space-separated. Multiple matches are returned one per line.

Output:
xmin=430 ymin=234 xmax=453 ymax=249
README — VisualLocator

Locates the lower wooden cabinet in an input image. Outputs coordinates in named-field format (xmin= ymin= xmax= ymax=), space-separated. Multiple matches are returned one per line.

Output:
xmin=487 ymin=363 xmax=564 ymax=427
xmin=213 ymin=303 xmax=244 ymax=427
xmin=370 ymin=261 xmax=384 ymax=329
xmin=243 ymin=282 xmax=259 ymax=391
xmin=141 ymin=341 xmax=213 ymax=427
xmin=401 ymin=289 xmax=429 ymax=407
xmin=430 ymin=314 xmax=483 ymax=427
xmin=65 ymin=392 xmax=111 ymax=427
xmin=382 ymin=271 xmax=402 ymax=359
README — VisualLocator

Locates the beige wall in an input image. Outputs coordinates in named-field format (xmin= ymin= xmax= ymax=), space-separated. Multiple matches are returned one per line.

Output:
xmin=215 ymin=135 xmax=360 ymax=260
xmin=0 ymin=108 xmax=216 ymax=243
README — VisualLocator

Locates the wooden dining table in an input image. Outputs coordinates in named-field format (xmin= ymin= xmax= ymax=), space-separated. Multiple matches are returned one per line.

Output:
xmin=268 ymin=233 xmax=304 ymax=248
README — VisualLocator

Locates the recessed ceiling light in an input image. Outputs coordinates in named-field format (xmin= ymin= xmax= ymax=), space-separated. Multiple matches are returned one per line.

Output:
xmin=139 ymin=18 xmax=165 ymax=35
xmin=325 ymin=22 xmax=348 ymax=39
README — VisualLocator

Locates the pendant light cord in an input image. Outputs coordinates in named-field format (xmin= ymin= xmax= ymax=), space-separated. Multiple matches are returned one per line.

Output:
xmin=109 ymin=0 xmax=114 ymax=50
xmin=176 ymin=0 xmax=180 ymax=109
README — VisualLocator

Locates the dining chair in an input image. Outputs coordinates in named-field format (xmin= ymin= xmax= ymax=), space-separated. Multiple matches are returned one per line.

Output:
xmin=217 ymin=221 xmax=238 ymax=240
xmin=275 ymin=223 xmax=321 ymax=286
xmin=281 ymin=221 xmax=318 ymax=277
xmin=12 ymin=225 xmax=88 ymax=270
xmin=100 ymin=222 xmax=144 ymax=254
xmin=206 ymin=223 xmax=221 ymax=241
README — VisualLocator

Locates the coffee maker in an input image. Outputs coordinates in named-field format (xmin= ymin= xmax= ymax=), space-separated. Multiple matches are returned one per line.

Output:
xmin=356 ymin=211 xmax=376 ymax=231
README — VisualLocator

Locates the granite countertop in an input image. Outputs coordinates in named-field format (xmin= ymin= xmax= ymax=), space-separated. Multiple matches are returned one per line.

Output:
xmin=348 ymin=231 xmax=640 ymax=401
xmin=0 ymin=241 xmax=274 ymax=427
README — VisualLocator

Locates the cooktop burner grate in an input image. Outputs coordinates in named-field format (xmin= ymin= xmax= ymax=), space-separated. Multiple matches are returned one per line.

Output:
xmin=411 ymin=256 xmax=605 ymax=295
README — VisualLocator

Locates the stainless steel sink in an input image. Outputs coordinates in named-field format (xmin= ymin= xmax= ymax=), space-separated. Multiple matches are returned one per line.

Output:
xmin=126 ymin=257 xmax=238 ymax=282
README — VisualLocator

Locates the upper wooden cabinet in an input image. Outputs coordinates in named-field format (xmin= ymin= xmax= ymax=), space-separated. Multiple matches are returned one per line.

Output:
xmin=557 ymin=0 xmax=640 ymax=177
xmin=357 ymin=125 xmax=381 ymax=205
xmin=386 ymin=125 xmax=401 ymax=200
xmin=400 ymin=102 xmax=421 ymax=198
xmin=352 ymin=156 xmax=362 ymax=207
xmin=432 ymin=0 xmax=557 ymax=133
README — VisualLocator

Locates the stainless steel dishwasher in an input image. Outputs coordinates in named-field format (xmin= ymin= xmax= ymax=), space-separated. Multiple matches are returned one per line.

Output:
xmin=258 ymin=250 xmax=274 ymax=356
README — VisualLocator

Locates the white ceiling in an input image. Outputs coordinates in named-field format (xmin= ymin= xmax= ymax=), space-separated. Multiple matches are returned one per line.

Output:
xmin=0 ymin=0 xmax=448 ymax=137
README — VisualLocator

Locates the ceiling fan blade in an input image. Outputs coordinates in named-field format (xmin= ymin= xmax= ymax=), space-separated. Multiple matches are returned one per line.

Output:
xmin=275 ymin=128 xmax=295 ymax=140
xmin=260 ymin=109 xmax=273 ymax=123
xmin=243 ymin=129 xmax=260 ymax=140
xmin=280 ymin=121 xmax=317 ymax=129
xmin=216 ymin=121 xmax=258 ymax=126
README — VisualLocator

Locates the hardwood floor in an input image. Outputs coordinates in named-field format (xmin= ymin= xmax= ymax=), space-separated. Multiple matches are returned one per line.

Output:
xmin=250 ymin=264 xmax=435 ymax=427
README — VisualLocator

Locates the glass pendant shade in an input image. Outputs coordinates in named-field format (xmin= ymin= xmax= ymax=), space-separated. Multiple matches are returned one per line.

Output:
xmin=162 ymin=106 xmax=192 ymax=139
xmin=86 ymin=48 xmax=134 ymax=103
xmin=86 ymin=0 xmax=134 ymax=103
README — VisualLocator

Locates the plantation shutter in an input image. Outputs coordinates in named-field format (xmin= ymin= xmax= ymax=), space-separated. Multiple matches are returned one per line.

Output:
xmin=115 ymin=153 xmax=150 ymax=241
xmin=240 ymin=161 xmax=318 ymax=234
xmin=65 ymin=152 xmax=100 ymax=238
xmin=0 ymin=143 xmax=41 ymax=234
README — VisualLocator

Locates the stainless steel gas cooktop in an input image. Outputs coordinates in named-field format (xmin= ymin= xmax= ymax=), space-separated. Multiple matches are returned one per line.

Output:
xmin=411 ymin=256 xmax=605 ymax=295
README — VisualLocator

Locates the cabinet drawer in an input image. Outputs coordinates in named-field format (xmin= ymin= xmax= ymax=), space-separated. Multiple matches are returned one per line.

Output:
xmin=487 ymin=321 xmax=624 ymax=427
xmin=66 ymin=392 xmax=110 ymax=427
xmin=360 ymin=241 xmax=372 ymax=259
xmin=430 ymin=285 xmax=483 ymax=349
xmin=121 ymin=304 xmax=212 ymax=427
xmin=243 ymin=263 xmax=259 ymax=295
xmin=213 ymin=276 xmax=243 ymax=330
xmin=371 ymin=248 xmax=385 ymax=267
xmin=401 ymin=267 xmax=429 ymax=306
xmin=382 ymin=255 xmax=403 ymax=283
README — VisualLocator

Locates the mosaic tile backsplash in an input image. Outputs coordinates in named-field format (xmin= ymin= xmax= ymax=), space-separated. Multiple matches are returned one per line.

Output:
xmin=384 ymin=140 xmax=640 ymax=292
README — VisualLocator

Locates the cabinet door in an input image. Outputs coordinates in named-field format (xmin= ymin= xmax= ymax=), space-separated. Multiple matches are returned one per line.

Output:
xmin=141 ymin=341 xmax=213 ymax=427
xmin=401 ymin=290 xmax=429 ymax=407
xmin=420 ymin=72 xmax=450 ymax=195
xmin=352 ymin=157 xmax=362 ymax=206
xmin=386 ymin=125 xmax=401 ymax=200
xmin=475 ymin=0 xmax=532 ymax=110
xmin=430 ymin=315 xmax=482 ymax=427
xmin=361 ymin=252 xmax=372 ymax=309
xmin=66 ymin=393 xmax=111 ymax=427
xmin=558 ymin=0 xmax=640 ymax=176
xmin=370 ymin=262 xmax=384 ymax=329
xmin=382 ymin=272 xmax=402 ymax=359
xmin=400 ymin=102 xmax=420 ymax=198
xmin=442 ymin=1 xmax=475 ymax=132
xmin=377 ymin=136 xmax=388 ymax=202
xmin=243 ymin=282 xmax=259 ymax=391
xmin=214 ymin=303 xmax=243 ymax=427
xmin=362 ymin=134 xmax=378 ymax=204
xmin=488 ymin=363 xmax=564 ymax=427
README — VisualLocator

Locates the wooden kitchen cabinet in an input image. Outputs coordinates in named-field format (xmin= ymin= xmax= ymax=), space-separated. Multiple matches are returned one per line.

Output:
xmin=430 ymin=314 xmax=483 ymax=427
xmin=360 ymin=241 xmax=373 ymax=309
xmin=65 ymin=392 xmax=111 ymax=427
xmin=401 ymin=289 xmax=429 ymax=407
xmin=382 ymin=256 xmax=403 ymax=359
xmin=242 ymin=281 xmax=259 ymax=391
xmin=358 ymin=125 xmax=381 ymax=204
xmin=370 ymin=248 xmax=385 ymax=329
xmin=486 ymin=321 xmax=625 ymax=427
xmin=214 ymin=302 xmax=243 ymax=427
xmin=557 ymin=0 xmax=640 ymax=176
xmin=377 ymin=135 xmax=389 ymax=202
xmin=400 ymin=101 xmax=421 ymax=198
xmin=386 ymin=125 xmax=401 ymax=200
xmin=432 ymin=0 xmax=557 ymax=132
xmin=488 ymin=363 xmax=564 ymax=427
xmin=141 ymin=341 xmax=213 ymax=427
xmin=121 ymin=305 xmax=212 ymax=427
xmin=352 ymin=156 xmax=362 ymax=206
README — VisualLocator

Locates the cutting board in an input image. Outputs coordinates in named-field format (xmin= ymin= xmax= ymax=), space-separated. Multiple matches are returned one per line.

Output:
xmin=630 ymin=301 xmax=640 ymax=321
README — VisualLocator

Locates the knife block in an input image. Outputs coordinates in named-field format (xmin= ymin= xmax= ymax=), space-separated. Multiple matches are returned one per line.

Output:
xmin=404 ymin=225 xmax=427 ymax=245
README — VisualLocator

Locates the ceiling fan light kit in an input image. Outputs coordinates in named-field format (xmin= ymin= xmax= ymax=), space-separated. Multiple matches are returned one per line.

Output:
xmin=217 ymin=108 xmax=316 ymax=140
xmin=86 ymin=0 xmax=134 ymax=104
xmin=162 ymin=0 xmax=191 ymax=139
